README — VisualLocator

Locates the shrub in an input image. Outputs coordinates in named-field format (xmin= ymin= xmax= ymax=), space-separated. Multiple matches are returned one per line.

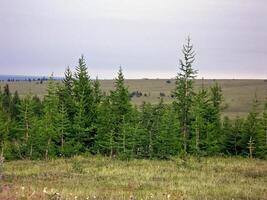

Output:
xmin=166 ymin=80 xmax=171 ymax=84
xmin=160 ymin=92 xmax=166 ymax=97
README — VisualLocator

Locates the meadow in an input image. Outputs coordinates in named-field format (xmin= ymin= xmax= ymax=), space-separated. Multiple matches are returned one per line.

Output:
xmin=1 ymin=156 xmax=267 ymax=200
xmin=1 ymin=79 xmax=266 ymax=118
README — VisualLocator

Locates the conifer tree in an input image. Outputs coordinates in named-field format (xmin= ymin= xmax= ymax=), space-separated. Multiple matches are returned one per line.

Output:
xmin=56 ymin=101 xmax=70 ymax=155
xmin=155 ymin=104 xmax=180 ymax=158
xmin=94 ymin=96 xmax=115 ymax=156
xmin=93 ymin=76 xmax=102 ymax=105
xmin=204 ymin=81 xmax=223 ymax=154
xmin=241 ymin=95 xmax=261 ymax=158
xmin=256 ymin=102 xmax=267 ymax=158
xmin=42 ymin=75 xmax=59 ymax=160
xmin=0 ymin=84 xmax=15 ymax=159
xmin=173 ymin=37 xmax=197 ymax=154
xmin=2 ymin=84 xmax=11 ymax=114
xmin=61 ymin=66 xmax=75 ymax=122
xmin=139 ymin=102 xmax=154 ymax=158
xmin=73 ymin=56 xmax=95 ymax=150
xmin=110 ymin=67 xmax=132 ymax=157
xmin=17 ymin=95 xmax=35 ymax=157
xmin=10 ymin=91 xmax=21 ymax=121
xmin=191 ymin=84 xmax=209 ymax=155
xmin=223 ymin=117 xmax=243 ymax=155
xmin=32 ymin=95 xmax=43 ymax=117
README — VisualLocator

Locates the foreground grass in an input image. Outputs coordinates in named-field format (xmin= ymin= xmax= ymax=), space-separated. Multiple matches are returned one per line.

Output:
xmin=1 ymin=156 xmax=267 ymax=199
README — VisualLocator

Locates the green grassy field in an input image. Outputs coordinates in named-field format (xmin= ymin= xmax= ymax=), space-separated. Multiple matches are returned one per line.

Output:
xmin=1 ymin=79 xmax=266 ymax=118
xmin=1 ymin=156 xmax=267 ymax=199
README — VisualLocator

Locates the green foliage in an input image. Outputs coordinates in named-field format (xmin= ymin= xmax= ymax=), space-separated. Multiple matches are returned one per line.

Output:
xmin=1 ymin=43 xmax=266 ymax=161
xmin=173 ymin=37 xmax=197 ymax=154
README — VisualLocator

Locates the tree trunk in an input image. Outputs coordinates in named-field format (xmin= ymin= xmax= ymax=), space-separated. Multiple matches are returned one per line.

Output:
xmin=183 ymin=122 xmax=187 ymax=153
xmin=61 ymin=134 xmax=64 ymax=154
xmin=24 ymin=104 xmax=29 ymax=141
xmin=45 ymin=137 xmax=51 ymax=160
xmin=30 ymin=144 xmax=33 ymax=159
xmin=122 ymin=116 xmax=126 ymax=153
xmin=196 ymin=127 xmax=199 ymax=152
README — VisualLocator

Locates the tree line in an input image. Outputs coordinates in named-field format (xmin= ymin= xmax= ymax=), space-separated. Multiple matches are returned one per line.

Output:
xmin=0 ymin=38 xmax=266 ymax=160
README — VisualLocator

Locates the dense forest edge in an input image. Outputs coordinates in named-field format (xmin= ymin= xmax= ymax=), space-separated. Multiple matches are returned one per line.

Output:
xmin=0 ymin=37 xmax=266 ymax=160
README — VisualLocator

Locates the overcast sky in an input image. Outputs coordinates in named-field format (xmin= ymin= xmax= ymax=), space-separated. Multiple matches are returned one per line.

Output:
xmin=0 ymin=0 xmax=266 ymax=79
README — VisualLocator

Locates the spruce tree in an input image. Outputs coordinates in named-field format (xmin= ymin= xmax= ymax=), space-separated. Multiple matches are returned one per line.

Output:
xmin=173 ymin=37 xmax=197 ymax=154
xmin=94 ymin=96 xmax=115 ymax=156
xmin=256 ymin=102 xmax=267 ymax=158
xmin=61 ymin=66 xmax=75 ymax=122
xmin=73 ymin=56 xmax=95 ymax=150
xmin=42 ymin=75 xmax=59 ymax=160
xmin=16 ymin=94 xmax=42 ymax=159
xmin=155 ymin=103 xmax=180 ymax=159
xmin=191 ymin=84 xmax=209 ymax=155
xmin=10 ymin=91 xmax=21 ymax=121
xmin=57 ymin=103 xmax=70 ymax=156
xmin=110 ymin=67 xmax=132 ymax=157
xmin=204 ymin=81 xmax=223 ymax=155
xmin=241 ymin=95 xmax=261 ymax=158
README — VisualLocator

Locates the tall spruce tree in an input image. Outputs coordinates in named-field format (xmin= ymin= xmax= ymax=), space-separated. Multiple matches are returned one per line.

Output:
xmin=42 ymin=75 xmax=59 ymax=160
xmin=110 ymin=67 xmax=132 ymax=157
xmin=73 ymin=56 xmax=95 ymax=150
xmin=173 ymin=37 xmax=197 ymax=154
xmin=17 ymin=95 xmax=36 ymax=158
xmin=61 ymin=66 xmax=75 ymax=122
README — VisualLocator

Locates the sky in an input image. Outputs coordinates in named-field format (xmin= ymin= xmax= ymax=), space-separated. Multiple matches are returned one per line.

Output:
xmin=0 ymin=0 xmax=266 ymax=79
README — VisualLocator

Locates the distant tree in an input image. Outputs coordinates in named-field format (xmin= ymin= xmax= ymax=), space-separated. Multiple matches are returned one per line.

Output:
xmin=173 ymin=37 xmax=197 ymax=154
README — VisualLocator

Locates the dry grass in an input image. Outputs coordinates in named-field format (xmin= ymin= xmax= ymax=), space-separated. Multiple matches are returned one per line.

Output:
xmin=1 ymin=156 xmax=267 ymax=199
xmin=0 ymin=79 xmax=267 ymax=118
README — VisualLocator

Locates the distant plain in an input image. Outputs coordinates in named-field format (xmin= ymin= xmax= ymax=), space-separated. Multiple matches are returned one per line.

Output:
xmin=0 ymin=79 xmax=266 ymax=118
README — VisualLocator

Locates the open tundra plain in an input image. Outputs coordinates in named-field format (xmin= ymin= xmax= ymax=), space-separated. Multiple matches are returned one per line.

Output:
xmin=1 ymin=156 xmax=267 ymax=200
xmin=0 ymin=79 xmax=267 ymax=118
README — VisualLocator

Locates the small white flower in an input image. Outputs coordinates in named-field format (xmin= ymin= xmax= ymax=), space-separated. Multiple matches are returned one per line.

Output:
xmin=43 ymin=187 xmax=48 ymax=193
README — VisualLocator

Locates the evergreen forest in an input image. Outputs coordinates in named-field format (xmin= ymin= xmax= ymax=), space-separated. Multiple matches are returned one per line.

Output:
xmin=0 ymin=38 xmax=266 ymax=160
